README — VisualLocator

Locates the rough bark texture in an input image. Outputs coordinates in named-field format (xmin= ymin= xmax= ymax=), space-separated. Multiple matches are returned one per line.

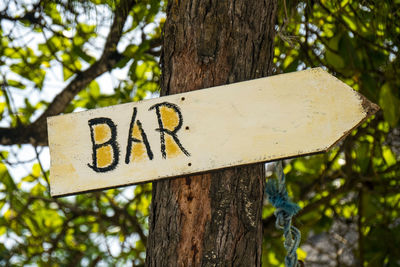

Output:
xmin=146 ymin=0 xmax=277 ymax=266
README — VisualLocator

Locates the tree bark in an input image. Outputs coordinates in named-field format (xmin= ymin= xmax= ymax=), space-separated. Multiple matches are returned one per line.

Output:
xmin=146 ymin=0 xmax=277 ymax=266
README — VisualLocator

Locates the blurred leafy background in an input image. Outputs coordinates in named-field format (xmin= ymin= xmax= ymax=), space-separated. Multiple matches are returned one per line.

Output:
xmin=0 ymin=0 xmax=399 ymax=266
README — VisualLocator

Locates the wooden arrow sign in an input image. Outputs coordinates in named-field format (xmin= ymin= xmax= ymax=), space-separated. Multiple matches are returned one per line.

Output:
xmin=47 ymin=68 xmax=379 ymax=197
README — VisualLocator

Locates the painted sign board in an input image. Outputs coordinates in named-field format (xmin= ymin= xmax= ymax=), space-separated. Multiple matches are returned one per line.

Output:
xmin=47 ymin=68 xmax=379 ymax=197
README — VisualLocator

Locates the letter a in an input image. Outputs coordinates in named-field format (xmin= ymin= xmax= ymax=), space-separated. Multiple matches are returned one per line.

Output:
xmin=125 ymin=107 xmax=153 ymax=163
xmin=88 ymin=117 xmax=119 ymax=172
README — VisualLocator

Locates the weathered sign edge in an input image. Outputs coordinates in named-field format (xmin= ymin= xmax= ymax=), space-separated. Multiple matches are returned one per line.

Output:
xmin=47 ymin=68 xmax=380 ymax=197
xmin=46 ymin=68 xmax=324 ymax=123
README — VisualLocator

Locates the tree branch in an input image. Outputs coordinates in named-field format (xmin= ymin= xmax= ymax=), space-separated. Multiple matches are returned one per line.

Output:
xmin=0 ymin=0 xmax=136 ymax=146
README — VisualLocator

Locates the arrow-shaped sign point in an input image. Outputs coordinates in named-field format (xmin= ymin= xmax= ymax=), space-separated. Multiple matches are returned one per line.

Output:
xmin=47 ymin=68 xmax=379 ymax=197
xmin=307 ymin=68 xmax=380 ymax=151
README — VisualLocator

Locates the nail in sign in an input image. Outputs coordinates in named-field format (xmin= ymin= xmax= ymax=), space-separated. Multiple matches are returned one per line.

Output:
xmin=47 ymin=68 xmax=379 ymax=197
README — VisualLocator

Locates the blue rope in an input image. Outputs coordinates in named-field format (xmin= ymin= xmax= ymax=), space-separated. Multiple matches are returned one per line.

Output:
xmin=265 ymin=161 xmax=301 ymax=267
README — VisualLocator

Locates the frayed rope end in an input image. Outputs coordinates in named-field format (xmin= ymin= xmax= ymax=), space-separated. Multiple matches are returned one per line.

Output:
xmin=265 ymin=161 xmax=302 ymax=267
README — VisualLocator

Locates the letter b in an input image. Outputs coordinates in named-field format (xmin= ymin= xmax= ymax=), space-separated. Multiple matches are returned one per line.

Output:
xmin=88 ymin=118 xmax=119 ymax=172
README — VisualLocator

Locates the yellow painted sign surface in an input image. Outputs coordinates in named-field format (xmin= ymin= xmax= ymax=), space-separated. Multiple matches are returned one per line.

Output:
xmin=47 ymin=68 xmax=378 ymax=197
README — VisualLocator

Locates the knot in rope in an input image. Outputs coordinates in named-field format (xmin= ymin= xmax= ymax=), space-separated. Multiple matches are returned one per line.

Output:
xmin=265 ymin=161 xmax=301 ymax=267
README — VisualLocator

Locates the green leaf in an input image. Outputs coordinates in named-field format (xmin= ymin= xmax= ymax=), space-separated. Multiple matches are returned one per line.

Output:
xmin=361 ymin=74 xmax=379 ymax=101
xmin=328 ymin=34 xmax=341 ymax=51
xmin=382 ymin=146 xmax=396 ymax=167
xmin=72 ymin=46 xmax=95 ymax=64
xmin=21 ymin=175 xmax=37 ymax=183
xmin=123 ymin=44 xmax=138 ymax=57
xmin=342 ymin=15 xmax=357 ymax=31
xmin=89 ymin=80 xmax=100 ymax=97
xmin=339 ymin=34 xmax=360 ymax=68
xmin=61 ymin=53 xmax=82 ymax=81
xmin=355 ymin=142 xmax=370 ymax=173
xmin=38 ymin=43 xmax=51 ymax=57
xmin=63 ymin=66 xmax=74 ymax=81
xmin=7 ymin=79 xmax=26 ymax=89
xmin=0 ymin=102 xmax=5 ymax=116
xmin=115 ymin=56 xmax=131 ymax=69
xmin=4 ymin=48 xmax=21 ymax=59
xmin=0 ymin=226 xmax=6 ymax=236
xmin=32 ymin=163 xmax=41 ymax=177
xmin=0 ymin=164 xmax=17 ymax=191
xmin=31 ymin=183 xmax=46 ymax=196
xmin=44 ymin=2 xmax=63 ymax=25
xmin=78 ymin=23 xmax=96 ymax=34
xmin=379 ymin=83 xmax=400 ymax=127
xmin=325 ymin=50 xmax=345 ymax=69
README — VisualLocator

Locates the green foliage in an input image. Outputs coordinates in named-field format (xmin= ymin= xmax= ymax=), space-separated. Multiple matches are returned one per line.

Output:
xmin=0 ymin=0 xmax=164 ymax=265
xmin=0 ymin=158 xmax=152 ymax=265
xmin=264 ymin=0 xmax=400 ymax=265
xmin=0 ymin=0 xmax=399 ymax=266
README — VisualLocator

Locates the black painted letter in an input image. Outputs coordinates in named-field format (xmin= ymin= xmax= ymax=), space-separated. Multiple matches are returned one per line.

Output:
xmin=125 ymin=107 xmax=154 ymax=163
xmin=149 ymin=102 xmax=190 ymax=158
xmin=88 ymin=117 xmax=119 ymax=172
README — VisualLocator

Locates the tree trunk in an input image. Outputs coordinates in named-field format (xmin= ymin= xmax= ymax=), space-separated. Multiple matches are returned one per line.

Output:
xmin=146 ymin=0 xmax=277 ymax=266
